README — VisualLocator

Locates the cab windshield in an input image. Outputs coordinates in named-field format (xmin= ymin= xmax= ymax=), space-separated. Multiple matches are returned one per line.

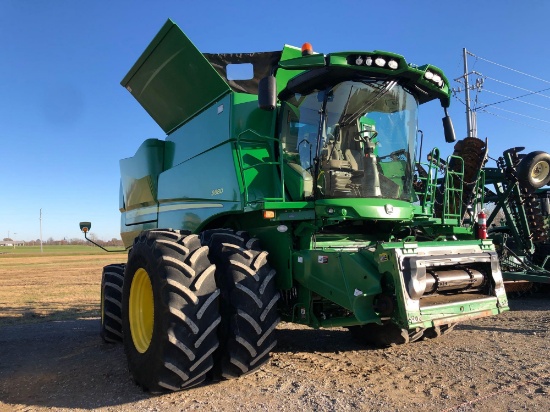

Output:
xmin=279 ymin=80 xmax=417 ymax=201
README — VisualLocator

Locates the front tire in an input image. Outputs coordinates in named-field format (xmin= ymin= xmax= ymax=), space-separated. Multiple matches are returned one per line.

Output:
xmin=122 ymin=230 xmax=220 ymax=392
xmin=202 ymin=229 xmax=280 ymax=379
xmin=100 ymin=263 xmax=125 ymax=343
xmin=348 ymin=322 xmax=425 ymax=347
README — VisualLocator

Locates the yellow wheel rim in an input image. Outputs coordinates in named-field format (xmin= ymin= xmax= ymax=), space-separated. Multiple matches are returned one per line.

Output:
xmin=531 ymin=160 xmax=550 ymax=185
xmin=129 ymin=268 xmax=154 ymax=353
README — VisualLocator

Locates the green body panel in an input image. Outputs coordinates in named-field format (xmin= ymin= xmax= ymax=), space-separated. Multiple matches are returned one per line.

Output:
xmin=315 ymin=198 xmax=413 ymax=221
xmin=293 ymin=249 xmax=382 ymax=323
xmin=327 ymin=52 xmax=451 ymax=106
xmin=116 ymin=20 xmax=508 ymax=333
xmin=119 ymin=139 xmax=164 ymax=215
xmin=275 ymin=45 xmax=304 ymax=93
xmin=163 ymin=94 xmax=231 ymax=169
xmin=158 ymin=143 xmax=241 ymax=203
xmin=121 ymin=19 xmax=231 ymax=134
xmin=231 ymin=93 xmax=276 ymax=139
xmin=157 ymin=201 xmax=240 ymax=234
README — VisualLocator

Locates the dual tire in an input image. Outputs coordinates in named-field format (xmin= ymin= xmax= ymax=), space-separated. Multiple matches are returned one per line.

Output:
xmin=112 ymin=228 xmax=279 ymax=392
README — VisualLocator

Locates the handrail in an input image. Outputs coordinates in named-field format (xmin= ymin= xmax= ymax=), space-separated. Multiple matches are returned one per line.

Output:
xmin=442 ymin=154 xmax=464 ymax=225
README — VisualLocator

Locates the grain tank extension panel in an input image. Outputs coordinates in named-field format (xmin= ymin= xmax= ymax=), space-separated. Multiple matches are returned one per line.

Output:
xmin=121 ymin=19 xmax=231 ymax=134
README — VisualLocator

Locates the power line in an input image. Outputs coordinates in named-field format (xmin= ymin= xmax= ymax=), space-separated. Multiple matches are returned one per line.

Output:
xmin=479 ymin=75 xmax=550 ymax=99
xmin=487 ymin=106 xmax=550 ymax=124
xmin=479 ymin=109 xmax=550 ymax=134
xmin=479 ymin=89 xmax=550 ymax=111
xmin=467 ymin=51 xmax=550 ymax=85
xmin=456 ymin=50 xmax=550 ymax=135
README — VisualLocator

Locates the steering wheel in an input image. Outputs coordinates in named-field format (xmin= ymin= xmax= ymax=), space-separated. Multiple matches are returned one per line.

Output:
xmin=379 ymin=149 xmax=407 ymax=160
xmin=354 ymin=129 xmax=378 ymax=142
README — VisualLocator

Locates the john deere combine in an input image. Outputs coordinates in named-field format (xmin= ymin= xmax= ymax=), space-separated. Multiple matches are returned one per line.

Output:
xmin=88 ymin=19 xmax=509 ymax=392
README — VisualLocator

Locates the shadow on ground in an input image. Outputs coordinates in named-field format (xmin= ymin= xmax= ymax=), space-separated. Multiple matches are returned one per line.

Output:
xmin=0 ymin=319 xmax=367 ymax=409
xmin=0 ymin=319 xmax=149 ymax=409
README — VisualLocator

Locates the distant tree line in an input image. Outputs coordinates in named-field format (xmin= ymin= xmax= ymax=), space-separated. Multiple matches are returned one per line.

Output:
xmin=13 ymin=237 xmax=124 ymax=246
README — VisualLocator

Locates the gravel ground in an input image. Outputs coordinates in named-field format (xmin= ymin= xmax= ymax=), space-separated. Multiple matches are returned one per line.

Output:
xmin=1 ymin=294 xmax=549 ymax=412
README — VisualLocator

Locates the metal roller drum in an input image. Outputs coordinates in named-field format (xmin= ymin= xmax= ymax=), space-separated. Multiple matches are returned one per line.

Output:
xmin=424 ymin=268 xmax=486 ymax=294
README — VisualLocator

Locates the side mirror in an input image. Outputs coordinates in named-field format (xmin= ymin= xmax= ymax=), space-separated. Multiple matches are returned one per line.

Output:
xmin=442 ymin=115 xmax=456 ymax=143
xmin=79 ymin=221 xmax=91 ymax=233
xmin=258 ymin=75 xmax=277 ymax=111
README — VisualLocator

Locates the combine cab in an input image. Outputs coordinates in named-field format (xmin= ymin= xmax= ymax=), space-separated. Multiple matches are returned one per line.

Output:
xmin=84 ymin=20 xmax=509 ymax=392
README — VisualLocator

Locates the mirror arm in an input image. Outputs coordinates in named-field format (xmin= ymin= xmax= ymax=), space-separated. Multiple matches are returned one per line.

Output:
xmin=82 ymin=230 xmax=129 ymax=253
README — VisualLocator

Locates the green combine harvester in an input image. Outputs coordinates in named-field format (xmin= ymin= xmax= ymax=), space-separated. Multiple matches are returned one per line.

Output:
xmin=83 ymin=19 xmax=509 ymax=392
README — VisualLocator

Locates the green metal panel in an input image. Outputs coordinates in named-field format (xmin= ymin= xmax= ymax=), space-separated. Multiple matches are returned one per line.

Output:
xmin=315 ymin=198 xmax=414 ymax=220
xmin=121 ymin=19 xmax=231 ymax=134
xmin=231 ymin=93 xmax=276 ymax=140
xmin=245 ymin=223 xmax=295 ymax=290
xmin=235 ymin=130 xmax=283 ymax=204
xmin=157 ymin=201 xmax=241 ymax=234
xmin=293 ymin=249 xmax=382 ymax=323
xmin=164 ymin=94 xmax=231 ymax=170
xmin=119 ymin=138 xmax=165 ymax=213
xmin=158 ymin=142 xmax=241 ymax=204
xmin=275 ymin=45 xmax=304 ymax=93
xmin=327 ymin=52 xmax=451 ymax=106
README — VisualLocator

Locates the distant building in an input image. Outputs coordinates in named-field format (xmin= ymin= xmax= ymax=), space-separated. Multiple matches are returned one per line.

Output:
xmin=0 ymin=240 xmax=25 ymax=246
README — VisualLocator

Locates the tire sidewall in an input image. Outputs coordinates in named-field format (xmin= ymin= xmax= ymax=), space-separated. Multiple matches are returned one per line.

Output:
xmin=518 ymin=151 xmax=550 ymax=191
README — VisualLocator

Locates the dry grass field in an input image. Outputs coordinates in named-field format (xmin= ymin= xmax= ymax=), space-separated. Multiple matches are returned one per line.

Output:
xmin=0 ymin=247 xmax=126 ymax=326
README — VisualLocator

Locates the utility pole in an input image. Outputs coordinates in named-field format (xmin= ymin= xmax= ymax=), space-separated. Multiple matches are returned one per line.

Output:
xmin=40 ymin=208 xmax=43 ymax=253
xmin=454 ymin=48 xmax=482 ymax=138
xmin=463 ymin=48 xmax=475 ymax=138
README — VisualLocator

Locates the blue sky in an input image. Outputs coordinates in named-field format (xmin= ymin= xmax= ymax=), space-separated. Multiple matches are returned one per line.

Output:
xmin=1 ymin=1 xmax=549 ymax=241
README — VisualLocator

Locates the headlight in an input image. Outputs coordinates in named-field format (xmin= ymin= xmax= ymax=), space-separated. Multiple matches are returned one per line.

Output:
xmin=365 ymin=56 xmax=373 ymax=66
xmin=387 ymin=60 xmax=398 ymax=70
xmin=375 ymin=57 xmax=386 ymax=67
xmin=424 ymin=71 xmax=434 ymax=80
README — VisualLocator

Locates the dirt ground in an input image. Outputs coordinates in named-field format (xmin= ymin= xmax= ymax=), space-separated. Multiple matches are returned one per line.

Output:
xmin=1 ymin=292 xmax=549 ymax=412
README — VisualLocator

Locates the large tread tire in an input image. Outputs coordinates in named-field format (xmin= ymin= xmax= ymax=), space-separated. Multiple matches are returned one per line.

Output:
xmin=122 ymin=229 xmax=220 ymax=392
xmin=517 ymin=151 xmax=550 ymax=191
xmin=423 ymin=323 xmax=456 ymax=339
xmin=348 ymin=322 xmax=425 ymax=347
xmin=202 ymin=229 xmax=280 ymax=380
xmin=100 ymin=263 xmax=125 ymax=343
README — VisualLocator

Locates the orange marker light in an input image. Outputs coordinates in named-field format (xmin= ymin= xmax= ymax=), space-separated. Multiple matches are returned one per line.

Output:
xmin=301 ymin=42 xmax=313 ymax=56
xmin=263 ymin=210 xmax=276 ymax=219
